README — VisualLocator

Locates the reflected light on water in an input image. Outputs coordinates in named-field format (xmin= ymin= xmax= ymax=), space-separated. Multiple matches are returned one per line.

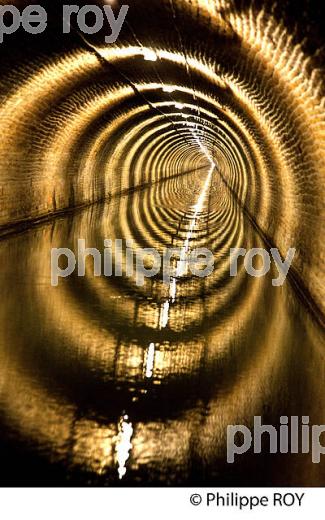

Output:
xmin=145 ymin=343 xmax=155 ymax=378
xmin=115 ymin=415 xmax=134 ymax=480
xmin=159 ymin=163 xmax=215 ymax=329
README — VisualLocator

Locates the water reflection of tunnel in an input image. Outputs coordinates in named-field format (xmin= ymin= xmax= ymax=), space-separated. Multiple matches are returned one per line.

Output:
xmin=0 ymin=0 xmax=324 ymax=486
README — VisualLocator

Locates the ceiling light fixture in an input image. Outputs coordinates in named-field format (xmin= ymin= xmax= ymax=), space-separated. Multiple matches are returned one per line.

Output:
xmin=142 ymin=49 xmax=158 ymax=61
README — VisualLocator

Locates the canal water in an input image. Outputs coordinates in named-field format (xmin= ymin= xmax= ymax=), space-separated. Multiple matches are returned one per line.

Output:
xmin=0 ymin=169 xmax=324 ymax=485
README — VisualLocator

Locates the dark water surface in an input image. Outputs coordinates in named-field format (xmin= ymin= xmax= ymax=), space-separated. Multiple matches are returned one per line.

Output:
xmin=0 ymin=171 xmax=324 ymax=486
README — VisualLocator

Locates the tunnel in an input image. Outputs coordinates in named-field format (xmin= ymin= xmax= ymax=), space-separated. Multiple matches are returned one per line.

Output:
xmin=0 ymin=0 xmax=324 ymax=486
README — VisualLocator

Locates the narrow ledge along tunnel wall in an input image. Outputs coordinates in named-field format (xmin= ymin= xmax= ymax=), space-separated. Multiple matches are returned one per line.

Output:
xmin=0 ymin=0 xmax=324 ymax=322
